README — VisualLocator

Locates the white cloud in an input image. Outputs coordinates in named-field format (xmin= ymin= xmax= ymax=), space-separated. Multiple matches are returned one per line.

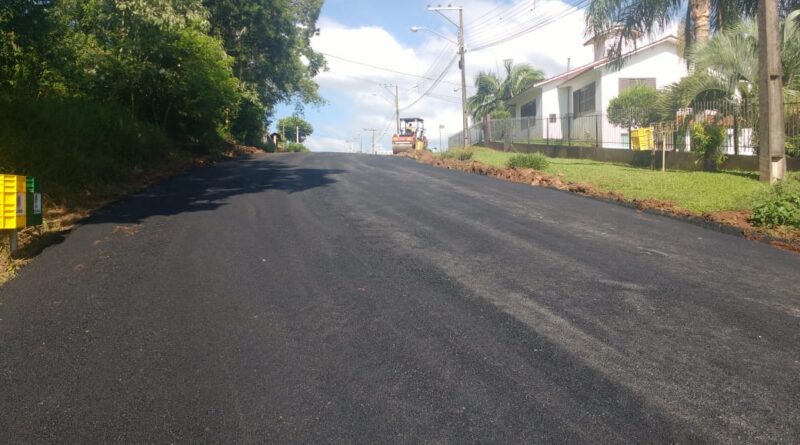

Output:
xmin=305 ymin=136 xmax=354 ymax=153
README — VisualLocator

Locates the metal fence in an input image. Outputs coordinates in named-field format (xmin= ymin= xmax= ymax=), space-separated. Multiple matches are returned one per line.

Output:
xmin=448 ymin=101 xmax=800 ymax=157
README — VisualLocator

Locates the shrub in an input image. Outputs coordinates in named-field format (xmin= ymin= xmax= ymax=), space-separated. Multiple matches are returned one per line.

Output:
xmin=0 ymin=96 xmax=172 ymax=201
xmin=751 ymin=175 xmax=800 ymax=228
xmin=786 ymin=135 xmax=800 ymax=159
xmin=284 ymin=142 xmax=309 ymax=152
xmin=505 ymin=153 xmax=550 ymax=170
xmin=607 ymin=84 xmax=663 ymax=128
xmin=441 ymin=149 xmax=474 ymax=161
xmin=690 ymin=122 xmax=726 ymax=171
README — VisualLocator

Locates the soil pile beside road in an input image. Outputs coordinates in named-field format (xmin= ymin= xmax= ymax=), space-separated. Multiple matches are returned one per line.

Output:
xmin=399 ymin=150 xmax=800 ymax=252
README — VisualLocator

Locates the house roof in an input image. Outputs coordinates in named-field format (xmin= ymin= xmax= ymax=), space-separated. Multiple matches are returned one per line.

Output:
xmin=581 ymin=26 xmax=643 ymax=46
xmin=507 ymin=35 xmax=678 ymax=104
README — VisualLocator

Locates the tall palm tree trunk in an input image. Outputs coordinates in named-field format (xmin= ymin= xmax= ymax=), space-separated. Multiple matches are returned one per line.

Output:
xmin=691 ymin=0 xmax=712 ymax=43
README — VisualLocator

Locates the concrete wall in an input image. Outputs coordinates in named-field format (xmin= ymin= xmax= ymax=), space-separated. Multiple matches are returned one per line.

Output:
xmin=484 ymin=142 xmax=800 ymax=172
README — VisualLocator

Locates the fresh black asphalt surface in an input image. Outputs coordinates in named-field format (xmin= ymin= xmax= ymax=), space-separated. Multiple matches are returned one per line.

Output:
xmin=1 ymin=153 xmax=799 ymax=443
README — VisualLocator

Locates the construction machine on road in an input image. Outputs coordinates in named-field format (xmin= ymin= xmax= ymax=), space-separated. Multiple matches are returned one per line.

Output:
xmin=392 ymin=118 xmax=429 ymax=154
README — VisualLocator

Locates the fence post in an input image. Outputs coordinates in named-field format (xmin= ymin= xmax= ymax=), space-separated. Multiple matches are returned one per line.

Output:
xmin=546 ymin=121 xmax=550 ymax=145
xmin=733 ymin=106 xmax=740 ymax=156
xmin=566 ymin=114 xmax=571 ymax=146
xmin=628 ymin=126 xmax=632 ymax=150
xmin=595 ymin=114 xmax=600 ymax=148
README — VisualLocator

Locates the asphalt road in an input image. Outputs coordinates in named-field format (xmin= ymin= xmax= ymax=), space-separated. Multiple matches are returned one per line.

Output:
xmin=1 ymin=153 xmax=799 ymax=444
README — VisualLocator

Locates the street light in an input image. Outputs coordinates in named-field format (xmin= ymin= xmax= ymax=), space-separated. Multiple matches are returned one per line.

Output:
xmin=410 ymin=26 xmax=457 ymax=45
xmin=411 ymin=5 xmax=469 ymax=148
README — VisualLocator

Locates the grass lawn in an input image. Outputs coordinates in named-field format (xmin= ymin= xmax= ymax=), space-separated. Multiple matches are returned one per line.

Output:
xmin=466 ymin=147 xmax=767 ymax=213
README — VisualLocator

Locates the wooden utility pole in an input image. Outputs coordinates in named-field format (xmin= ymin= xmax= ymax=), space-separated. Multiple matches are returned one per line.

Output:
xmin=757 ymin=0 xmax=786 ymax=183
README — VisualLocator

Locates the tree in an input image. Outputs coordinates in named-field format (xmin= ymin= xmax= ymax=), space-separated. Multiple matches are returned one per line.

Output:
xmin=585 ymin=0 xmax=800 ymax=62
xmin=1 ymin=0 xmax=326 ymax=146
xmin=607 ymin=84 xmax=663 ymax=128
xmin=46 ymin=0 xmax=240 ymax=143
xmin=202 ymin=0 xmax=326 ymax=142
xmin=467 ymin=60 xmax=544 ymax=121
xmin=468 ymin=71 xmax=502 ymax=121
xmin=660 ymin=12 xmax=800 ymax=112
xmin=277 ymin=115 xmax=313 ymax=142
xmin=584 ymin=0 xmax=751 ymax=62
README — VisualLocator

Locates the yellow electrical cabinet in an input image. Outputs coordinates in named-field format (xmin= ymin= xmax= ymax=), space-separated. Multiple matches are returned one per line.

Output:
xmin=631 ymin=127 xmax=655 ymax=151
xmin=1 ymin=174 xmax=26 ymax=230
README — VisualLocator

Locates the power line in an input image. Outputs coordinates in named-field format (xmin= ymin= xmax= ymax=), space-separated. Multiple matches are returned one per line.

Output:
xmin=400 ymin=54 xmax=459 ymax=112
xmin=469 ymin=0 xmax=589 ymax=52
xmin=465 ymin=0 xmax=585 ymax=48
xmin=427 ymin=93 xmax=462 ymax=104
xmin=466 ymin=1 xmax=537 ymax=36
xmin=320 ymin=52 xmax=462 ymax=86
xmin=464 ymin=1 xmax=509 ymax=29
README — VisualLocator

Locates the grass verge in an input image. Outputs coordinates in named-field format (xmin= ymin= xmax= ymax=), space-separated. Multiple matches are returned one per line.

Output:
xmin=468 ymin=146 xmax=766 ymax=213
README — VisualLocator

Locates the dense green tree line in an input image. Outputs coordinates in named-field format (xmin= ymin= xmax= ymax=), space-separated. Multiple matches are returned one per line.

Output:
xmin=0 ymin=0 xmax=324 ymax=146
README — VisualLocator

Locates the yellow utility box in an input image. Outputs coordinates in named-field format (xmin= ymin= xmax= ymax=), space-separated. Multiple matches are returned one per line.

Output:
xmin=631 ymin=127 xmax=655 ymax=150
xmin=1 ymin=174 xmax=26 ymax=230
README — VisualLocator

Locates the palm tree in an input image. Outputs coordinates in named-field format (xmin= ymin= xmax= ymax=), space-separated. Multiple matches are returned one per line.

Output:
xmin=467 ymin=60 xmax=544 ymax=121
xmin=467 ymin=71 xmax=502 ymax=121
xmin=500 ymin=60 xmax=545 ymax=104
xmin=585 ymin=0 xmax=764 ymax=62
xmin=587 ymin=0 xmax=800 ymax=63
xmin=662 ymin=10 xmax=800 ymax=108
xmin=659 ymin=11 xmax=800 ymax=154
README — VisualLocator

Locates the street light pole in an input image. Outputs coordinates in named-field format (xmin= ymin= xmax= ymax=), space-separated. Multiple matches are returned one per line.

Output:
xmin=416 ymin=5 xmax=469 ymax=148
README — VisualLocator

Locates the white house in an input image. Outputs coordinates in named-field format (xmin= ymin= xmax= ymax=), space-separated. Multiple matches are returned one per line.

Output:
xmin=505 ymin=33 xmax=687 ymax=149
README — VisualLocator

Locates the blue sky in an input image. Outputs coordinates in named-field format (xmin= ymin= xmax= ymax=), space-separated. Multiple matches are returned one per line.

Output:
xmin=274 ymin=0 xmax=600 ymax=152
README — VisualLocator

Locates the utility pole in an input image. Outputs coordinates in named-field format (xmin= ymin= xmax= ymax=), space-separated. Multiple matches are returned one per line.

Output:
xmin=296 ymin=126 xmax=300 ymax=144
xmin=395 ymin=84 xmax=400 ymax=134
xmin=439 ymin=124 xmax=445 ymax=152
xmin=457 ymin=8 xmax=469 ymax=148
xmin=363 ymin=128 xmax=377 ymax=154
xmin=758 ymin=0 xmax=786 ymax=183
xmin=426 ymin=5 xmax=469 ymax=148
xmin=380 ymin=84 xmax=402 ymax=134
